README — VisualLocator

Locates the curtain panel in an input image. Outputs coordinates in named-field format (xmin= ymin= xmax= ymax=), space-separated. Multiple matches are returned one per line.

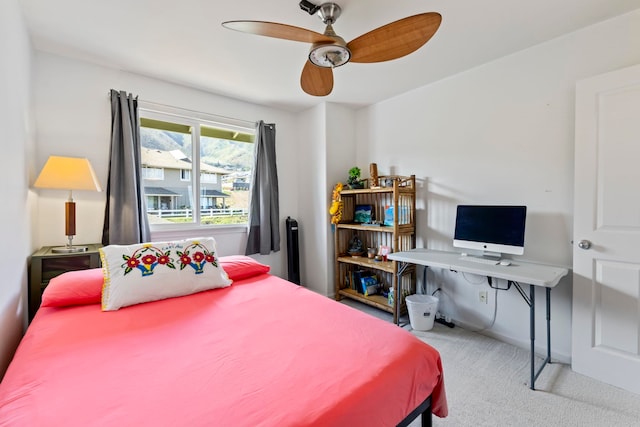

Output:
xmin=102 ymin=89 xmax=151 ymax=245
xmin=245 ymin=121 xmax=280 ymax=255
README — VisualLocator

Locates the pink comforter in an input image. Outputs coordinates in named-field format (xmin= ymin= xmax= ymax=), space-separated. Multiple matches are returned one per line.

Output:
xmin=0 ymin=274 xmax=446 ymax=426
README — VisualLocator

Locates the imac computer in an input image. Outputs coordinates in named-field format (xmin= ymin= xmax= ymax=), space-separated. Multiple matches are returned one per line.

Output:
xmin=453 ymin=205 xmax=527 ymax=263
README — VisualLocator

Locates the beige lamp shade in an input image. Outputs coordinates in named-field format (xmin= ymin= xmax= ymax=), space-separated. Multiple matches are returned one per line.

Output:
xmin=34 ymin=156 xmax=102 ymax=253
xmin=34 ymin=156 xmax=102 ymax=192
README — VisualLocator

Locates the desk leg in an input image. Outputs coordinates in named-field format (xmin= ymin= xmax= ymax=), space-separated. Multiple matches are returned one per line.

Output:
xmin=395 ymin=261 xmax=410 ymax=326
xmin=530 ymin=284 xmax=535 ymax=390
xmin=546 ymin=287 xmax=551 ymax=362
xmin=530 ymin=286 xmax=553 ymax=390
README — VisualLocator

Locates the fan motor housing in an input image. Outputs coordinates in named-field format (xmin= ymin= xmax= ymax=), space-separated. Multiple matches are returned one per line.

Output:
xmin=316 ymin=3 xmax=341 ymax=25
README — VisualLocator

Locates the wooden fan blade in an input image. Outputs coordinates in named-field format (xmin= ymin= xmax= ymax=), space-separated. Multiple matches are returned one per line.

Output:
xmin=222 ymin=21 xmax=334 ymax=44
xmin=301 ymin=60 xmax=334 ymax=96
xmin=347 ymin=13 xmax=442 ymax=63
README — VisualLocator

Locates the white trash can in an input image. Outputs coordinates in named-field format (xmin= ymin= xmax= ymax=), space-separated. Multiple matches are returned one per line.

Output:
xmin=406 ymin=294 xmax=439 ymax=331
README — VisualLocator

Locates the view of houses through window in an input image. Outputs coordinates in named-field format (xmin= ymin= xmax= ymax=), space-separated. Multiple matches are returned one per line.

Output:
xmin=139 ymin=108 xmax=255 ymax=227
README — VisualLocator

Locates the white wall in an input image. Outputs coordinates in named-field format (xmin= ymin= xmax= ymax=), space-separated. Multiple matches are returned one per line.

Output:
xmin=0 ymin=0 xmax=35 ymax=378
xmin=33 ymin=52 xmax=300 ymax=278
xmin=296 ymin=103 xmax=356 ymax=296
xmin=325 ymin=104 xmax=356 ymax=295
xmin=355 ymin=9 xmax=640 ymax=361
xmin=297 ymin=104 xmax=327 ymax=293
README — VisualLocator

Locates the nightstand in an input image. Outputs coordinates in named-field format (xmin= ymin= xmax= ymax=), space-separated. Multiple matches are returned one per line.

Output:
xmin=29 ymin=244 xmax=102 ymax=320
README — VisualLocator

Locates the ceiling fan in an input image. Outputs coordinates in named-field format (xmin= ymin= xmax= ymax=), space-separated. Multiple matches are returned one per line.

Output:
xmin=222 ymin=1 xmax=442 ymax=97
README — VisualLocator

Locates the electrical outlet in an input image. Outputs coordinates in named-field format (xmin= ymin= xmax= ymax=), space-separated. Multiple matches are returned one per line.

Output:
xmin=479 ymin=291 xmax=488 ymax=304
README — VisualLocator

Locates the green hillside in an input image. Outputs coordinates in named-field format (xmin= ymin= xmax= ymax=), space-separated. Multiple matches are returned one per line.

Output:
xmin=140 ymin=128 xmax=253 ymax=171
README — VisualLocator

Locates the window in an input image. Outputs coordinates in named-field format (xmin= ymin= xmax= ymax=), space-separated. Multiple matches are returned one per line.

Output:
xmin=201 ymin=172 xmax=217 ymax=183
xmin=138 ymin=104 xmax=255 ymax=229
xmin=142 ymin=167 xmax=164 ymax=180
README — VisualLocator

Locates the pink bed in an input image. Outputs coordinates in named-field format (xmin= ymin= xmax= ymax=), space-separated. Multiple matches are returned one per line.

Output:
xmin=0 ymin=260 xmax=447 ymax=426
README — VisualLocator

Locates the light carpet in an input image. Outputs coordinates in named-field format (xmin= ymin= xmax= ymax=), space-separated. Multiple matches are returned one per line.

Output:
xmin=340 ymin=299 xmax=640 ymax=427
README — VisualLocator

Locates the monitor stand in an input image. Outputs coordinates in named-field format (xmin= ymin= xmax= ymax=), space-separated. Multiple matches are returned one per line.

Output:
xmin=481 ymin=251 xmax=501 ymax=260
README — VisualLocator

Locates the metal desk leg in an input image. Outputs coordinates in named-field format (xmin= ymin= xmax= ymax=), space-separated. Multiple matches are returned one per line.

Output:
xmin=546 ymin=287 xmax=552 ymax=363
xmin=530 ymin=284 xmax=535 ymax=390
xmin=530 ymin=286 xmax=553 ymax=390
xmin=395 ymin=261 xmax=410 ymax=326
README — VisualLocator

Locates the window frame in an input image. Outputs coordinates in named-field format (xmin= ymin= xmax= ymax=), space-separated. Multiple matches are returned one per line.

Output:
xmin=138 ymin=102 xmax=255 ymax=237
xmin=142 ymin=166 xmax=164 ymax=180
xmin=200 ymin=172 xmax=217 ymax=184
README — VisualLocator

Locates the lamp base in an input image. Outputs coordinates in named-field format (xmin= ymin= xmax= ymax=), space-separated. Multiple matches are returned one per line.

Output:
xmin=51 ymin=245 xmax=88 ymax=254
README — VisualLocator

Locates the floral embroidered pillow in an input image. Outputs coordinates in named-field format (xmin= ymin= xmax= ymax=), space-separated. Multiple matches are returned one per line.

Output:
xmin=99 ymin=237 xmax=231 ymax=311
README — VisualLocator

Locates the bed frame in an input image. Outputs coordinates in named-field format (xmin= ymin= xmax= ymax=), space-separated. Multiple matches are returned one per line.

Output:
xmin=398 ymin=396 xmax=432 ymax=427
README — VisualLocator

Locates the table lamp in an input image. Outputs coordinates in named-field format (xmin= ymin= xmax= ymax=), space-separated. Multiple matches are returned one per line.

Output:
xmin=34 ymin=156 xmax=102 ymax=253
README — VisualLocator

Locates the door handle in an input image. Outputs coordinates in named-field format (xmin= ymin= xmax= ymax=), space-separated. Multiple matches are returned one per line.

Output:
xmin=578 ymin=240 xmax=592 ymax=250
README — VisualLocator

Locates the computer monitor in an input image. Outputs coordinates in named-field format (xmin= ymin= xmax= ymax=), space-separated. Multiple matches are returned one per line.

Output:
xmin=453 ymin=205 xmax=527 ymax=257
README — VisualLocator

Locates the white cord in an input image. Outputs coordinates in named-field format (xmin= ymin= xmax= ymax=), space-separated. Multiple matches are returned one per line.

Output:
xmin=462 ymin=271 xmax=485 ymax=285
xmin=465 ymin=282 xmax=499 ymax=333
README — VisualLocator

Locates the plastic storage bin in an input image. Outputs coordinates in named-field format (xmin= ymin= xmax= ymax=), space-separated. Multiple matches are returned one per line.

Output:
xmin=405 ymin=294 xmax=439 ymax=331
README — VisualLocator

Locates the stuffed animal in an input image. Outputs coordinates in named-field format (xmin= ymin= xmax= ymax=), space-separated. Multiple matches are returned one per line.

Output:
xmin=329 ymin=182 xmax=344 ymax=224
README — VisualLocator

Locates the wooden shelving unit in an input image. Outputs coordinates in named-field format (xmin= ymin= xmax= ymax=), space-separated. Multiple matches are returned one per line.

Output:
xmin=333 ymin=175 xmax=416 ymax=324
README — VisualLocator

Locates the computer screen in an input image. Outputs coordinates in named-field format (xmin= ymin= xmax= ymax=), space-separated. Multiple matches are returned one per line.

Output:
xmin=453 ymin=205 xmax=527 ymax=256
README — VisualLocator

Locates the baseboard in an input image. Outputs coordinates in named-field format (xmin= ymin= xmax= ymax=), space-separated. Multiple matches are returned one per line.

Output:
xmin=452 ymin=318 xmax=571 ymax=364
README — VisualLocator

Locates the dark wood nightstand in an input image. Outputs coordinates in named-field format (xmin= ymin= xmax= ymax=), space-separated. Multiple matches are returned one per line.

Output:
xmin=29 ymin=244 xmax=102 ymax=320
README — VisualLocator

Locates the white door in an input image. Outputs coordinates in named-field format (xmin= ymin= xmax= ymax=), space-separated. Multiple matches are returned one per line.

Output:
xmin=572 ymin=63 xmax=640 ymax=394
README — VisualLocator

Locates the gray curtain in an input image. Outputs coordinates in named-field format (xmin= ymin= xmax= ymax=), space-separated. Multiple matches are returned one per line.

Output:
xmin=245 ymin=121 xmax=280 ymax=255
xmin=102 ymin=89 xmax=151 ymax=245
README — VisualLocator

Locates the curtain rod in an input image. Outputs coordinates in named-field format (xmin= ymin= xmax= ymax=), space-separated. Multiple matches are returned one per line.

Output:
xmin=108 ymin=90 xmax=257 ymax=128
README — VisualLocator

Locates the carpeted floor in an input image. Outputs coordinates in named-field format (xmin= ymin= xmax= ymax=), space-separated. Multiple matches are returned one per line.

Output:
xmin=340 ymin=299 xmax=640 ymax=427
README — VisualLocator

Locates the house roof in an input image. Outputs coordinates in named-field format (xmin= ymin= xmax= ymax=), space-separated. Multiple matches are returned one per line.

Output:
xmin=141 ymin=148 xmax=230 ymax=175
xmin=201 ymin=189 xmax=230 ymax=198
xmin=144 ymin=187 xmax=180 ymax=196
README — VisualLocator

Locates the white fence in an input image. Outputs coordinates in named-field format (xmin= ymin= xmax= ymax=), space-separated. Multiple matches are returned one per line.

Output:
xmin=147 ymin=208 xmax=249 ymax=218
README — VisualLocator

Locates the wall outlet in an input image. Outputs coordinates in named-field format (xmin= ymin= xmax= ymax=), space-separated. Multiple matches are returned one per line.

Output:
xmin=479 ymin=291 xmax=488 ymax=304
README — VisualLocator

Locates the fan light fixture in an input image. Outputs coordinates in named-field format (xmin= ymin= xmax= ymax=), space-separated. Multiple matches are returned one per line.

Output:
xmin=308 ymin=5 xmax=350 ymax=68
xmin=309 ymin=43 xmax=351 ymax=68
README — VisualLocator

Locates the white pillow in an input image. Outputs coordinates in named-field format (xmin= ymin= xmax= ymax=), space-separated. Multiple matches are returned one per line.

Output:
xmin=100 ymin=237 xmax=231 ymax=311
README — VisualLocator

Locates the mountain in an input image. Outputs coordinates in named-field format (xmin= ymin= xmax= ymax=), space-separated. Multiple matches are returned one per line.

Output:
xmin=140 ymin=128 xmax=253 ymax=171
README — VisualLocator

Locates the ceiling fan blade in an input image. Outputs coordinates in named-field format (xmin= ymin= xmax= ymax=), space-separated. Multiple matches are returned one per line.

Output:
xmin=222 ymin=21 xmax=334 ymax=44
xmin=301 ymin=60 xmax=334 ymax=96
xmin=347 ymin=13 xmax=442 ymax=63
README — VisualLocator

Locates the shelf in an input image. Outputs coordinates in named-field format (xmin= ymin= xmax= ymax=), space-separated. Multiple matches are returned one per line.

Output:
xmin=336 ymin=223 xmax=415 ymax=235
xmin=338 ymin=288 xmax=407 ymax=315
xmin=333 ymin=174 xmax=416 ymax=325
xmin=336 ymin=223 xmax=395 ymax=233
xmin=337 ymin=256 xmax=395 ymax=273
xmin=340 ymin=187 xmax=394 ymax=195
xmin=338 ymin=288 xmax=394 ymax=313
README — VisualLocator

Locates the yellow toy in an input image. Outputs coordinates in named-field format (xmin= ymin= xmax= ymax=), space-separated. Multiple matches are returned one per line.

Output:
xmin=329 ymin=182 xmax=344 ymax=224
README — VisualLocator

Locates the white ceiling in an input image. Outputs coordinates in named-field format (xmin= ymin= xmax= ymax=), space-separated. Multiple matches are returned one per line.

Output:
xmin=20 ymin=0 xmax=640 ymax=111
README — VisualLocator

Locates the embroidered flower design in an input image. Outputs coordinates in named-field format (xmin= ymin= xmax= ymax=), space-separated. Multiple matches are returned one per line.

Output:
xmin=126 ymin=257 xmax=140 ymax=269
xmin=176 ymin=241 xmax=217 ymax=274
xmin=122 ymin=245 xmax=175 ymax=277
xmin=193 ymin=251 xmax=205 ymax=263
xmin=141 ymin=254 xmax=157 ymax=265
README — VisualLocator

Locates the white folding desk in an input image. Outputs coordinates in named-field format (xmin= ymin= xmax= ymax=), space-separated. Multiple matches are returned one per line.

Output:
xmin=388 ymin=249 xmax=568 ymax=390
